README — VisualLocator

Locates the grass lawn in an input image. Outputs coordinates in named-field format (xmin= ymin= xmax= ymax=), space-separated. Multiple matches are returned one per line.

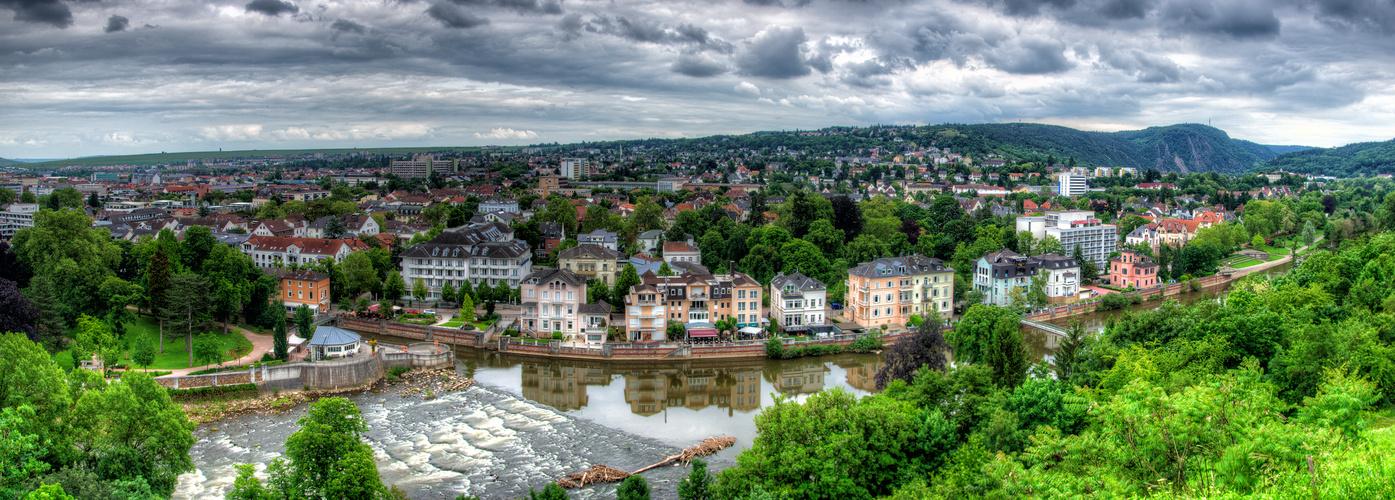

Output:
xmin=468 ymin=319 xmax=496 ymax=331
xmin=439 ymin=320 xmax=465 ymax=328
xmin=1232 ymin=258 xmax=1264 ymax=268
xmin=122 ymin=315 xmax=253 ymax=369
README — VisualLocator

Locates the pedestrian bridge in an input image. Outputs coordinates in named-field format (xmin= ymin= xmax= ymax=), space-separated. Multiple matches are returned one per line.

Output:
xmin=1020 ymin=318 xmax=1068 ymax=337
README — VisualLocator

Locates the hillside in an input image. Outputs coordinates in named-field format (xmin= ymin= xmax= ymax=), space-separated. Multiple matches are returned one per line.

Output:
xmin=19 ymin=146 xmax=489 ymax=169
xmin=0 ymin=157 xmax=23 ymax=167
xmin=1263 ymin=139 xmax=1395 ymax=177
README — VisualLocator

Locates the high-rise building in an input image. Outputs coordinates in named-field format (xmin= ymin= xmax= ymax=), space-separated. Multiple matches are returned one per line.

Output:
xmin=389 ymin=154 xmax=457 ymax=178
xmin=1057 ymin=173 xmax=1088 ymax=196
xmin=559 ymin=158 xmax=588 ymax=180
xmin=1039 ymin=210 xmax=1117 ymax=268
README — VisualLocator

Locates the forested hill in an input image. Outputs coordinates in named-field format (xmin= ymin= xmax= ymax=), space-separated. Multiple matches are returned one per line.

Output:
xmin=1262 ymin=139 xmax=1395 ymax=177
xmin=0 ymin=157 xmax=23 ymax=166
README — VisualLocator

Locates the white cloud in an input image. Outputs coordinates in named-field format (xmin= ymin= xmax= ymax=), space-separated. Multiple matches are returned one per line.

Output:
xmin=474 ymin=128 xmax=539 ymax=140
xmin=199 ymin=125 xmax=264 ymax=141
xmin=734 ymin=81 xmax=760 ymax=96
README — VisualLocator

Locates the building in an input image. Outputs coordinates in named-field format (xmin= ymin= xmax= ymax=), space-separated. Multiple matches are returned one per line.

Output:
xmin=480 ymin=197 xmax=520 ymax=214
xmin=533 ymin=176 xmax=562 ymax=196
xmin=389 ymin=155 xmax=456 ymax=178
xmin=663 ymin=241 xmax=701 ymax=264
xmin=398 ymin=222 xmax=532 ymax=300
xmin=558 ymin=244 xmax=622 ymax=285
xmin=1058 ymin=173 xmax=1088 ymax=196
xmin=578 ymin=229 xmax=620 ymax=251
xmin=0 ymin=203 xmax=39 ymax=240
xmin=559 ymin=158 xmax=588 ymax=180
xmin=308 ymin=326 xmax=361 ymax=361
xmin=306 ymin=213 xmax=380 ymax=239
xmin=770 ymin=271 xmax=827 ymax=334
xmin=270 ymin=269 xmax=332 ymax=314
xmin=519 ymin=267 xmax=607 ymax=343
xmin=622 ymin=271 xmax=762 ymax=341
xmin=974 ymin=249 xmax=1040 ymax=308
xmin=636 ymin=230 xmax=664 ymax=254
xmin=240 ymin=236 xmax=370 ymax=268
xmin=1108 ymin=249 xmax=1160 ymax=288
xmin=846 ymin=255 xmax=955 ymax=328
xmin=252 ymin=220 xmax=304 ymax=238
xmin=974 ymin=249 xmax=1081 ymax=307
xmin=657 ymin=177 xmax=688 ymax=192
xmin=1023 ymin=210 xmax=1118 ymax=268
xmin=539 ymin=221 xmax=565 ymax=255
xmin=283 ymin=191 xmax=331 ymax=202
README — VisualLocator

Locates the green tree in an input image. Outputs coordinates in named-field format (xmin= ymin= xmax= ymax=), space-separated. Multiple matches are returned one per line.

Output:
xmin=616 ymin=474 xmax=650 ymax=500
xmin=144 ymin=248 xmax=172 ymax=352
xmin=227 ymin=397 xmax=387 ymax=500
xmin=23 ymin=277 xmax=67 ymax=350
xmin=340 ymin=251 xmax=379 ymax=300
xmin=273 ymin=320 xmax=289 ymax=361
xmin=493 ymin=280 xmax=511 ymax=304
xmin=192 ymin=333 xmax=224 ymax=367
xmin=23 ymin=483 xmax=74 ymax=500
xmin=180 ymin=226 xmax=217 ymax=274
xmin=294 ymin=305 xmax=315 ymax=340
xmin=1035 ymin=235 xmax=1063 ymax=256
xmin=0 ymin=333 xmax=73 ymax=465
xmin=946 ymin=304 xmax=1028 ymax=388
xmin=440 ymin=282 xmax=456 ymax=304
xmin=658 ymin=261 xmax=674 ymax=276
xmin=528 ymin=483 xmax=569 ymax=500
xmin=613 ymin=264 xmax=640 ymax=305
xmin=459 ymin=295 xmax=475 ymax=323
xmin=131 ymin=334 xmax=156 ymax=369
xmin=677 ymin=458 xmax=713 ymax=500
xmin=0 ymin=405 xmax=51 ymax=493
xmin=164 ymin=273 xmax=213 ymax=367
xmin=72 ymin=315 xmax=119 ymax=373
xmin=412 ymin=279 xmax=427 ymax=303
xmin=1301 ymin=220 xmax=1317 ymax=246
xmin=19 ymin=190 xmax=37 ymax=204
xmin=70 ymin=371 xmax=196 ymax=496
xmin=324 ymin=217 xmax=347 ymax=239
xmin=211 ymin=279 xmax=245 ymax=335
xmin=1053 ymin=322 xmax=1085 ymax=384
xmin=85 ymin=191 xmax=100 ymax=208
xmin=383 ymin=271 xmax=406 ymax=304
xmin=1251 ymin=234 xmax=1265 ymax=247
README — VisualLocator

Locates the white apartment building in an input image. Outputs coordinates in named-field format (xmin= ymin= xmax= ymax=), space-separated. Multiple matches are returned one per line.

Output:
xmin=559 ymin=158 xmax=588 ymax=180
xmin=1057 ymin=173 xmax=1088 ymax=196
xmin=399 ymin=222 xmax=532 ymax=300
xmin=770 ymin=271 xmax=827 ymax=333
xmin=389 ymin=155 xmax=457 ymax=179
xmin=0 ymin=203 xmax=39 ymax=240
xmin=1041 ymin=210 xmax=1117 ymax=268
xmin=479 ymin=197 xmax=520 ymax=214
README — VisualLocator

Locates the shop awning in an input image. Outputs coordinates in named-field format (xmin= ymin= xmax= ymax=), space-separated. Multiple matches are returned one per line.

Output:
xmin=738 ymin=326 xmax=763 ymax=334
xmin=688 ymin=329 xmax=718 ymax=338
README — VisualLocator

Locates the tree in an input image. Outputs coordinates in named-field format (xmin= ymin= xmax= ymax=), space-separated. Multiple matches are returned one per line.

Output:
xmin=86 ymin=191 xmax=100 ymax=208
xmin=0 ymin=332 xmax=74 ymax=466
xmin=493 ymin=280 xmax=511 ymax=305
xmin=131 ymin=334 xmax=157 ymax=369
xmin=613 ymin=264 xmax=641 ymax=305
xmin=1035 ymin=235 xmax=1063 ymax=256
xmin=144 ymin=248 xmax=172 ymax=352
xmin=0 ymin=278 xmax=39 ymax=343
xmin=227 ymin=397 xmax=387 ymax=499
xmin=946 ymin=304 xmax=1028 ymax=388
xmin=19 ymin=190 xmax=37 ymax=204
xmin=678 ymin=458 xmax=713 ymax=500
xmin=71 ymin=371 xmax=196 ymax=496
xmin=273 ymin=319 xmax=289 ymax=361
xmin=658 ymin=261 xmax=674 ymax=276
xmin=294 ymin=305 xmax=315 ymax=340
xmin=339 ymin=251 xmax=378 ymax=300
xmin=804 ymin=219 xmax=845 ymax=256
xmin=1071 ymin=244 xmax=1098 ymax=283
xmin=72 ymin=316 xmax=119 ymax=373
xmin=1251 ymin=234 xmax=1265 ymax=247
xmin=164 ymin=273 xmax=213 ymax=367
xmin=324 ymin=217 xmax=347 ymax=239
xmin=0 ymin=187 xmax=14 ymax=204
xmin=616 ymin=475 xmax=650 ymax=500
xmin=180 ymin=226 xmax=217 ymax=274
xmin=1053 ymin=321 xmax=1086 ymax=384
xmin=211 ymin=279 xmax=245 ymax=335
xmin=440 ymin=282 xmax=456 ymax=304
xmin=193 ymin=333 xmax=224 ymax=367
xmin=412 ymin=279 xmax=427 ymax=303
xmin=1301 ymin=220 xmax=1317 ymax=246
xmin=23 ymin=277 xmax=66 ymax=350
xmin=830 ymin=195 xmax=862 ymax=242
xmin=875 ymin=318 xmax=952 ymax=389
xmin=383 ymin=271 xmax=406 ymax=304
xmin=666 ymin=321 xmax=686 ymax=340
xmin=529 ymin=483 xmax=570 ymax=500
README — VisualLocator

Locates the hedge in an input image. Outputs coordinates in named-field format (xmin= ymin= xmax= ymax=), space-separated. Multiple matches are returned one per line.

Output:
xmin=167 ymin=383 xmax=259 ymax=400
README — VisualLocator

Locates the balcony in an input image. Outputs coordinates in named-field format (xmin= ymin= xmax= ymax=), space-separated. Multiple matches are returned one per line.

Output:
xmin=689 ymin=292 xmax=708 ymax=300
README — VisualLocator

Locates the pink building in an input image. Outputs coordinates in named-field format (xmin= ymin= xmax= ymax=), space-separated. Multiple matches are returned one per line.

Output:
xmin=1108 ymin=249 xmax=1160 ymax=288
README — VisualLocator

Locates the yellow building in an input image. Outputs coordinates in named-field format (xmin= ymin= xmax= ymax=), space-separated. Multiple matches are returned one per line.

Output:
xmin=558 ymin=244 xmax=622 ymax=285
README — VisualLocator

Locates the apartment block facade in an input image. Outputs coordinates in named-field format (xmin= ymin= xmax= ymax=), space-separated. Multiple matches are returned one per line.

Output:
xmin=399 ymin=222 xmax=532 ymax=300
xmin=622 ymin=271 xmax=762 ymax=341
xmin=770 ymin=271 xmax=827 ymax=333
xmin=846 ymin=255 xmax=955 ymax=328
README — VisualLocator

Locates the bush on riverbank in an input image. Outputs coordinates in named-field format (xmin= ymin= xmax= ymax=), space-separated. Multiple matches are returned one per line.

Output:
xmin=1097 ymin=293 xmax=1142 ymax=311
xmin=168 ymin=383 xmax=260 ymax=402
xmin=765 ymin=335 xmax=882 ymax=359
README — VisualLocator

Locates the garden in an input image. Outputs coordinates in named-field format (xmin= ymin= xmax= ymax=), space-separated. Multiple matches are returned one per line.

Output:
xmin=51 ymin=314 xmax=254 ymax=371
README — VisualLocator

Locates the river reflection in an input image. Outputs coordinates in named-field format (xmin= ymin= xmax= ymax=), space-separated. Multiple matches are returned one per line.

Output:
xmin=346 ymin=336 xmax=887 ymax=459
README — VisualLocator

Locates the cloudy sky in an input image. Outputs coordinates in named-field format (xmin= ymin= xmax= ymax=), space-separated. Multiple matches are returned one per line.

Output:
xmin=2 ymin=0 xmax=1393 ymax=159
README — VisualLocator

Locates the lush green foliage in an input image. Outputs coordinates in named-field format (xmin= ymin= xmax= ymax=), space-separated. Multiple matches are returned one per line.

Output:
xmin=227 ymin=397 xmax=394 ymax=499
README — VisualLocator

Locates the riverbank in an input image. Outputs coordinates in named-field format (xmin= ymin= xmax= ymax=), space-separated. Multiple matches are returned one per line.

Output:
xmin=179 ymin=366 xmax=476 ymax=424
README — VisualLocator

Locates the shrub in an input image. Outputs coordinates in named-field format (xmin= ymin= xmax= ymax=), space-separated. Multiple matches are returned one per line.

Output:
xmin=551 ymin=332 xmax=566 ymax=341
xmin=260 ymin=352 xmax=274 ymax=362
xmin=460 ymin=325 xmax=476 ymax=331
xmin=765 ymin=337 xmax=785 ymax=358
xmin=1097 ymin=293 xmax=1142 ymax=311
xmin=847 ymin=334 xmax=883 ymax=353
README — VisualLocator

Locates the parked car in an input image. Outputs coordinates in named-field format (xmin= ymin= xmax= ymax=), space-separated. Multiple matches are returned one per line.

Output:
xmin=422 ymin=309 xmax=436 ymax=315
xmin=830 ymin=303 xmax=843 ymax=310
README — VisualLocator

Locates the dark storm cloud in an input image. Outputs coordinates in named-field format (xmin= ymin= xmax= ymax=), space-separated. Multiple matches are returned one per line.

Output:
xmin=672 ymin=53 xmax=729 ymax=77
xmin=1097 ymin=0 xmax=1153 ymax=18
xmin=428 ymin=2 xmax=489 ymax=28
xmin=842 ymin=59 xmax=895 ymax=87
xmin=579 ymin=15 xmax=733 ymax=51
xmin=330 ymin=19 xmax=367 ymax=34
xmin=984 ymin=38 xmax=1072 ymax=74
xmin=1307 ymin=0 xmax=1395 ymax=34
xmin=1099 ymin=46 xmax=1182 ymax=82
xmin=449 ymin=0 xmax=562 ymax=16
xmin=1160 ymin=0 xmax=1281 ymax=38
xmin=1 ymin=0 xmax=73 ymax=28
xmin=104 ymin=14 xmax=129 ymax=33
xmin=245 ymin=0 xmax=299 ymax=17
xmin=735 ymin=26 xmax=811 ymax=79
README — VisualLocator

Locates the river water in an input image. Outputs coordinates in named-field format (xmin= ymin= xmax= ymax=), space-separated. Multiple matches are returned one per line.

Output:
xmin=174 ymin=262 xmax=1293 ymax=499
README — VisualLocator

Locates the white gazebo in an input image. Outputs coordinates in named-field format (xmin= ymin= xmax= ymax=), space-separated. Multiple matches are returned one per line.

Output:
xmin=308 ymin=326 xmax=362 ymax=361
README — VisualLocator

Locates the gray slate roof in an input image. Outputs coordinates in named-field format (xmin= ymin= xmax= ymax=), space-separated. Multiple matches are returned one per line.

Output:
xmin=771 ymin=271 xmax=826 ymax=292
xmin=309 ymin=326 xmax=361 ymax=346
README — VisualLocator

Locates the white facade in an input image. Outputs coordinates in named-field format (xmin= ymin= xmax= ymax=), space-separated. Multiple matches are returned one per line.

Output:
xmin=399 ymin=222 xmax=532 ymax=300
xmin=0 ymin=203 xmax=39 ymax=240
xmin=1042 ymin=210 xmax=1117 ymax=268
xmin=1057 ymin=173 xmax=1087 ymax=196
xmin=559 ymin=158 xmax=588 ymax=180
xmin=770 ymin=272 xmax=827 ymax=330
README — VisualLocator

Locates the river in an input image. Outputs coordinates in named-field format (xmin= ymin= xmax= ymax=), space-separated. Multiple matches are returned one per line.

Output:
xmin=174 ymin=262 xmax=1293 ymax=499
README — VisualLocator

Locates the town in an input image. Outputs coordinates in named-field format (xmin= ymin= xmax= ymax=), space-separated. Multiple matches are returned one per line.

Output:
xmin=1 ymin=124 xmax=1391 ymax=500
